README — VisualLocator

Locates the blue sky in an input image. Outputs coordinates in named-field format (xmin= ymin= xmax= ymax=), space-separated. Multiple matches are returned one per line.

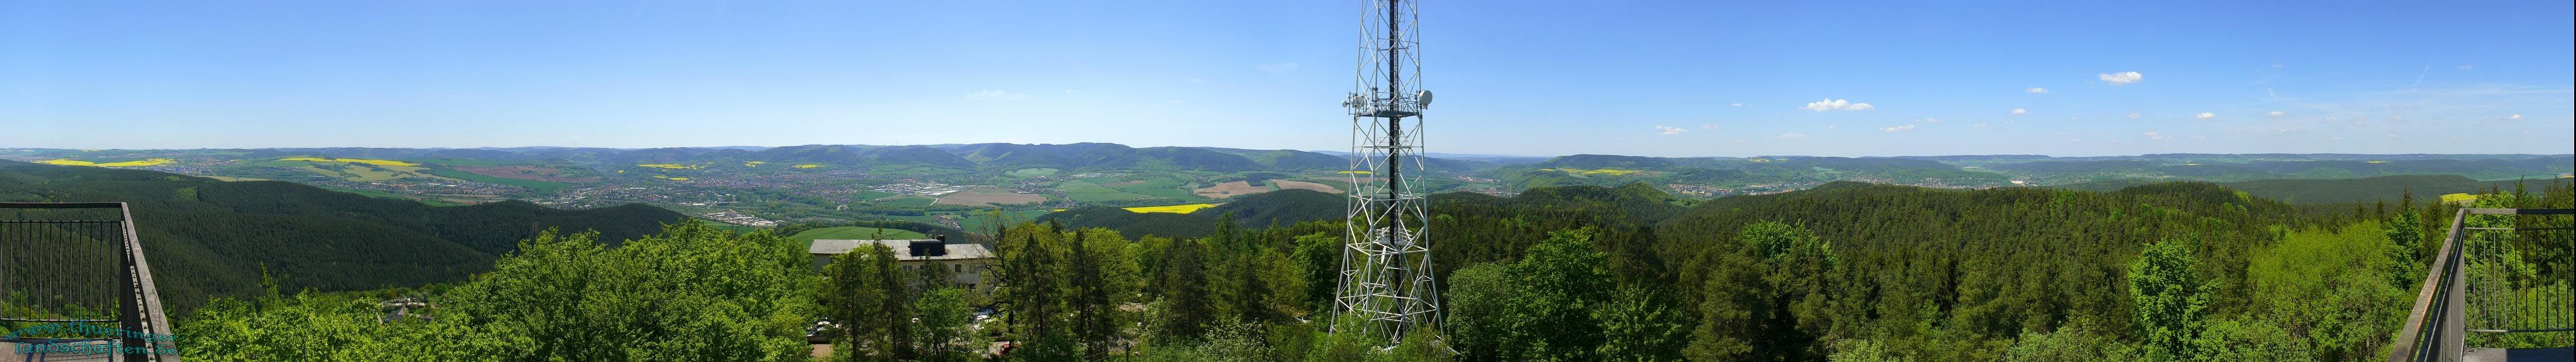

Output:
xmin=4 ymin=1 xmax=2569 ymax=157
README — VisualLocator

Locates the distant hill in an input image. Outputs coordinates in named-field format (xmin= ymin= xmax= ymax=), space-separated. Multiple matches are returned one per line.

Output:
xmin=2054 ymin=174 xmax=2514 ymax=204
xmin=1244 ymin=150 xmax=1348 ymax=171
xmin=785 ymin=226 xmax=932 ymax=241
xmin=1536 ymin=154 xmax=1674 ymax=169
xmin=1038 ymin=189 xmax=1345 ymax=238
xmin=0 ymin=160 xmax=690 ymax=314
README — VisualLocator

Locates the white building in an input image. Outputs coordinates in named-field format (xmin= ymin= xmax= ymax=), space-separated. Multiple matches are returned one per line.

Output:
xmin=809 ymin=237 xmax=997 ymax=291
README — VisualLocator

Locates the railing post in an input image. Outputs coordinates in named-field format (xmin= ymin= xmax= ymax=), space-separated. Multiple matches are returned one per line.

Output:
xmin=2440 ymin=209 xmax=2465 ymax=362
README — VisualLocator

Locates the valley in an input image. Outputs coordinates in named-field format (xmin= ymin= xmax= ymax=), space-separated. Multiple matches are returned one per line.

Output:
xmin=8 ymin=147 xmax=2568 ymax=233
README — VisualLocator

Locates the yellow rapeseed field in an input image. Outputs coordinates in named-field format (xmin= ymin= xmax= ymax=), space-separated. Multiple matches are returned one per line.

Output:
xmin=39 ymin=158 xmax=175 ymax=167
xmin=1123 ymin=203 xmax=1217 ymax=214
xmin=638 ymin=164 xmax=700 ymax=170
xmin=2440 ymin=193 xmax=2478 ymax=203
xmin=793 ymin=164 xmax=825 ymax=169
xmin=280 ymin=157 xmax=418 ymax=167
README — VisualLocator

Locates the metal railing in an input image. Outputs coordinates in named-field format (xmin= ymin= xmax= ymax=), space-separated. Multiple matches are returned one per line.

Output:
xmin=1 ymin=202 xmax=179 ymax=361
xmin=2388 ymin=208 xmax=2574 ymax=362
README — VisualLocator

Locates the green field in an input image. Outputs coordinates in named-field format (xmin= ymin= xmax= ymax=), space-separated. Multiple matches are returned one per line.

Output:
xmin=298 ymin=165 xmax=343 ymax=177
xmin=787 ymin=226 xmax=929 ymax=241
xmin=1103 ymin=176 xmax=1209 ymax=202
xmin=428 ymin=169 xmax=570 ymax=192
xmin=1009 ymin=168 xmax=1060 ymax=177
xmin=340 ymin=165 xmax=405 ymax=181
xmin=954 ymin=209 xmax=1055 ymax=232
xmin=1060 ymin=180 xmax=1158 ymax=202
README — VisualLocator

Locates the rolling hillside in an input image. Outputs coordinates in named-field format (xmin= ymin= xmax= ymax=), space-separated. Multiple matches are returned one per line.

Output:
xmin=0 ymin=160 xmax=691 ymax=314
xmin=2055 ymin=174 xmax=2516 ymax=204
xmin=1039 ymin=189 xmax=1346 ymax=238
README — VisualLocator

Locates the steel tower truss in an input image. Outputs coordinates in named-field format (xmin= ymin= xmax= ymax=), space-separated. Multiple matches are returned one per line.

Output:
xmin=1333 ymin=0 xmax=1439 ymax=346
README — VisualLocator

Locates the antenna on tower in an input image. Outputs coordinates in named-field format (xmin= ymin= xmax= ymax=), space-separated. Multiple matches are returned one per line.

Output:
xmin=1332 ymin=0 xmax=1441 ymax=347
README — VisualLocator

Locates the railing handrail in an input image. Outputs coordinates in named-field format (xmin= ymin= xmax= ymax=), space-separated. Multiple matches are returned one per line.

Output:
xmin=2387 ymin=208 xmax=2574 ymax=362
xmin=1 ymin=202 xmax=180 ymax=361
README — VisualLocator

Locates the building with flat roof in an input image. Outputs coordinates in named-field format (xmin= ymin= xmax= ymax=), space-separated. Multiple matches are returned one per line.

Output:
xmin=809 ymin=237 xmax=997 ymax=290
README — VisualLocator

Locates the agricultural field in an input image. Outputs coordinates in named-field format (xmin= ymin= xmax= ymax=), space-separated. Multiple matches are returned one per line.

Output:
xmin=280 ymin=157 xmax=418 ymax=167
xmin=1059 ymin=180 xmax=1159 ymax=202
xmin=1102 ymin=176 xmax=1209 ymax=201
xmin=786 ymin=226 xmax=930 ymax=241
xmin=935 ymin=187 xmax=1047 ymax=206
xmin=37 ymin=158 xmax=175 ymax=167
xmin=1123 ymin=203 xmax=1217 ymax=214
xmin=1271 ymin=179 xmax=1344 ymax=194
xmin=1193 ymin=180 xmax=1269 ymax=198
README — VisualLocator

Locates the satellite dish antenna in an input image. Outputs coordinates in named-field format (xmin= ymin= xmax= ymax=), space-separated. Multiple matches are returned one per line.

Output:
xmin=1344 ymin=94 xmax=1365 ymax=108
xmin=1415 ymin=90 xmax=1434 ymax=107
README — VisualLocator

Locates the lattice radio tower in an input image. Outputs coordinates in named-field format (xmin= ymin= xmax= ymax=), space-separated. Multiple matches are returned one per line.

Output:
xmin=1332 ymin=0 xmax=1440 ymax=346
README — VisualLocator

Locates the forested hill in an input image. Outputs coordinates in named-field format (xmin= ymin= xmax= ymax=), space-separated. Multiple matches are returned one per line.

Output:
xmin=1431 ymin=179 xmax=2351 ymax=360
xmin=0 ymin=160 xmax=689 ymax=314
xmin=2054 ymin=174 xmax=2509 ymax=204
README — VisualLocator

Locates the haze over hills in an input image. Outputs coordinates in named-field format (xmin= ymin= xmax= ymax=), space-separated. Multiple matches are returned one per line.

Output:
xmin=8 ymin=145 xmax=2564 ymax=230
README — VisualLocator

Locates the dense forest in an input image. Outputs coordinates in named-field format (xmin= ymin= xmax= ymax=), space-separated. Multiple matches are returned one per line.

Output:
xmin=158 ymin=174 xmax=2576 ymax=360
xmin=0 ymin=160 xmax=689 ymax=313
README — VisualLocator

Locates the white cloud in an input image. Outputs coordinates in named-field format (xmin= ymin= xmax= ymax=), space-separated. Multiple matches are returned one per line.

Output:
xmin=1881 ymin=124 xmax=1917 ymax=133
xmin=2026 ymin=87 xmax=2049 ymax=94
xmin=2456 ymin=65 xmax=2474 ymax=70
xmin=2010 ymin=108 xmax=2028 ymax=115
xmin=2507 ymin=114 xmax=2524 ymax=120
xmin=1916 ymin=118 xmax=1942 ymax=123
xmin=1653 ymin=125 xmax=1688 ymax=135
xmin=1700 ymin=124 xmax=1720 ymax=130
xmin=964 ymin=89 xmax=1030 ymax=101
xmin=2098 ymin=71 xmax=2145 ymax=85
xmin=2194 ymin=112 xmax=2216 ymax=120
xmin=1973 ymin=122 xmax=1992 ymax=129
xmin=1827 ymin=125 xmax=1838 ymax=130
xmin=2265 ymin=111 xmax=2287 ymax=117
xmin=1800 ymin=99 xmax=1875 ymax=112
xmin=2144 ymin=132 xmax=2175 ymax=141
xmin=1729 ymin=103 xmax=1744 ymax=107
xmin=1778 ymin=133 xmax=1810 ymax=139
xmin=2125 ymin=112 xmax=2142 ymax=119
xmin=1255 ymin=62 xmax=1300 ymax=72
